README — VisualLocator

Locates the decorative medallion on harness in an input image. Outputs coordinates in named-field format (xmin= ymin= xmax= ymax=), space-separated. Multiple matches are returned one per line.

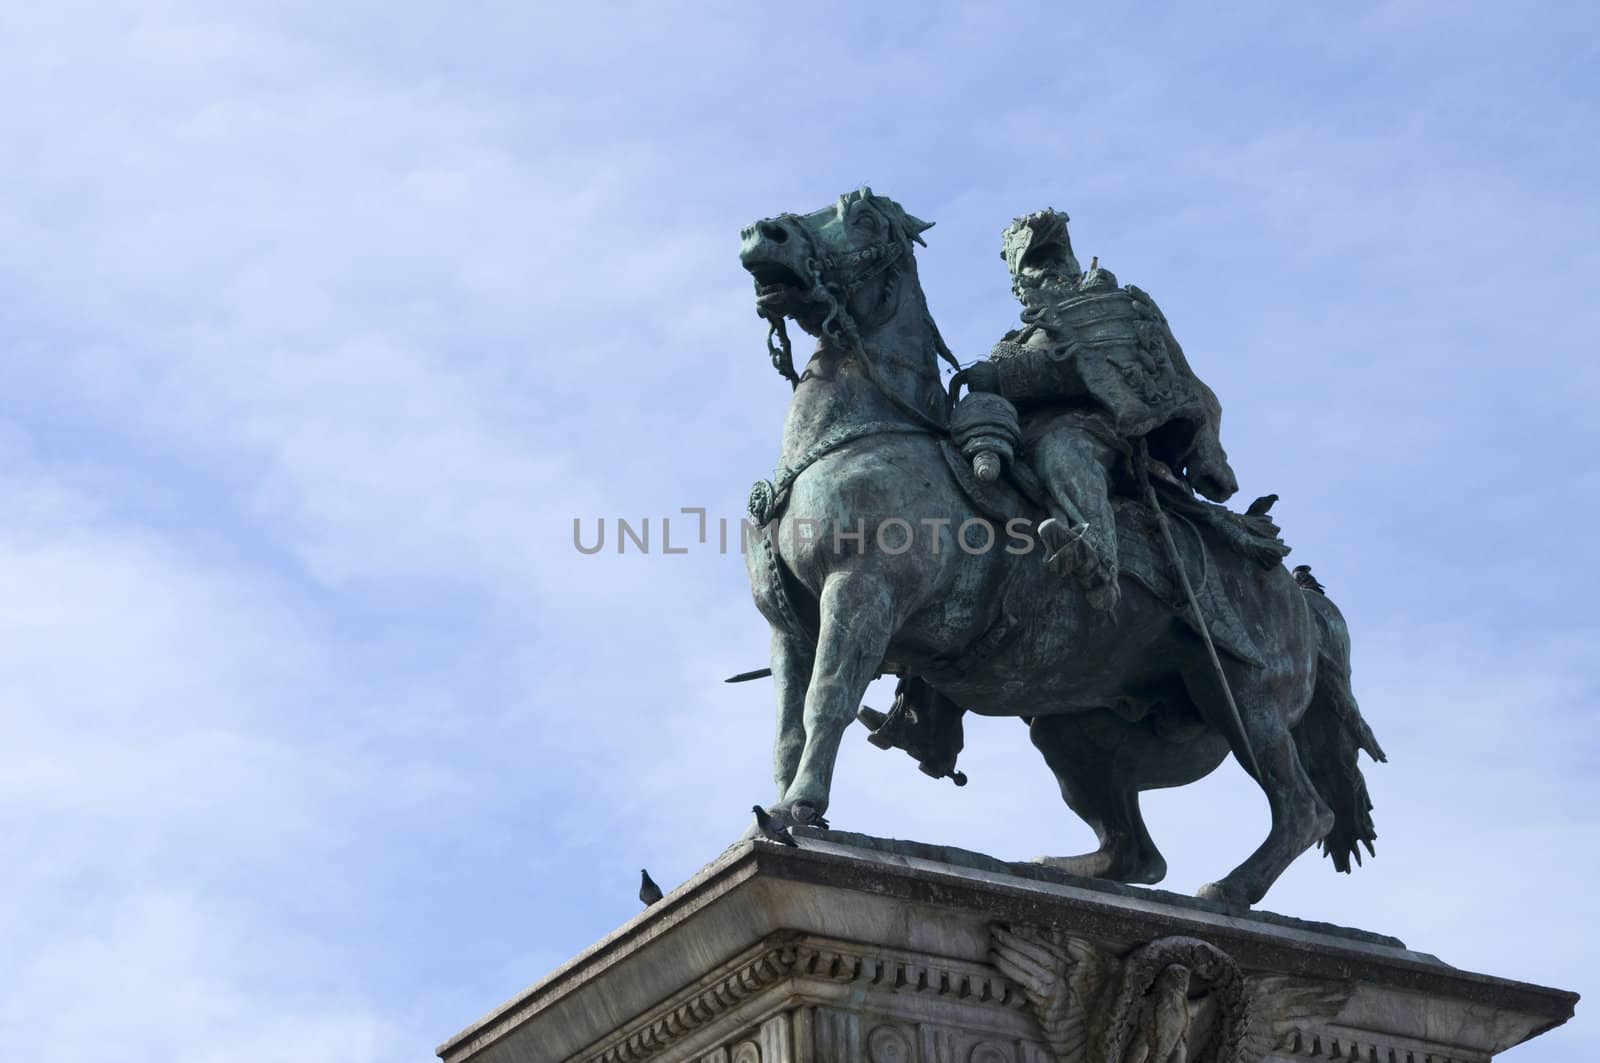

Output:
xmin=747 ymin=478 xmax=778 ymax=526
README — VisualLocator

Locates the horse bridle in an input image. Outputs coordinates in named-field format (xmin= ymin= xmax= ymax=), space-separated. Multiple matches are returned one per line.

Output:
xmin=760 ymin=203 xmax=908 ymax=386
xmin=760 ymin=203 xmax=952 ymax=434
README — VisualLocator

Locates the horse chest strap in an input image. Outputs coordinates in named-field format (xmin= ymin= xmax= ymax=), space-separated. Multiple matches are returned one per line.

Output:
xmin=748 ymin=421 xmax=935 ymax=525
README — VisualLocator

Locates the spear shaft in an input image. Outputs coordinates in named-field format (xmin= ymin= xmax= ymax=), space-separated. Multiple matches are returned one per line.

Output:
xmin=1137 ymin=441 xmax=1261 ymax=781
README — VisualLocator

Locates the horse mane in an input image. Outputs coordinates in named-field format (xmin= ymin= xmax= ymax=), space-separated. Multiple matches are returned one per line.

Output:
xmin=839 ymin=187 xmax=960 ymax=374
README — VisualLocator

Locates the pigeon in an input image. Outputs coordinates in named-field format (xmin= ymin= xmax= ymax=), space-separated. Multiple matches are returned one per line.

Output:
xmin=751 ymin=805 xmax=799 ymax=847
xmin=1246 ymin=493 xmax=1279 ymax=516
xmin=638 ymin=868 xmax=663 ymax=907
xmin=1292 ymin=564 xmax=1326 ymax=594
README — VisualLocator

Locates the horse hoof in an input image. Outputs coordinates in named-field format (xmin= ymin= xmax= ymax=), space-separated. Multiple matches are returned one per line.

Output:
xmin=789 ymin=802 xmax=829 ymax=829
xmin=1035 ymin=854 xmax=1108 ymax=878
xmin=1036 ymin=851 xmax=1165 ymax=884
xmin=1197 ymin=880 xmax=1250 ymax=907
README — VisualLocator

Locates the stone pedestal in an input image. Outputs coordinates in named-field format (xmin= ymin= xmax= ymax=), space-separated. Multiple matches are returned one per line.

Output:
xmin=437 ymin=832 xmax=1576 ymax=1063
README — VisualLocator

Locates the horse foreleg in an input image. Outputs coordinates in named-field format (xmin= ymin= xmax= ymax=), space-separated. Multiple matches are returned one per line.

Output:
xmin=779 ymin=571 xmax=895 ymax=825
xmin=770 ymin=628 xmax=814 ymax=800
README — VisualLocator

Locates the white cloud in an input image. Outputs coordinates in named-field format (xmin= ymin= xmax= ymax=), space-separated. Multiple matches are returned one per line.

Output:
xmin=2 ymin=887 xmax=403 ymax=1063
xmin=0 ymin=461 xmax=417 ymax=1059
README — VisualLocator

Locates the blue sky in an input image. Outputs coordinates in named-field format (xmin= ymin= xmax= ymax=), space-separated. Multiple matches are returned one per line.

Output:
xmin=1 ymin=2 xmax=1596 ymax=1060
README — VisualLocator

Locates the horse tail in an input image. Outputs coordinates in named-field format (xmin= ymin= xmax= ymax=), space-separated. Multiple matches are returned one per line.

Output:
xmin=1294 ymin=588 xmax=1387 ymax=873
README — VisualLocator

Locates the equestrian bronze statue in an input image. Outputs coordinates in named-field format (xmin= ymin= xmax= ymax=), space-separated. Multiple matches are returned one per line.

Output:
xmin=737 ymin=188 xmax=1385 ymax=906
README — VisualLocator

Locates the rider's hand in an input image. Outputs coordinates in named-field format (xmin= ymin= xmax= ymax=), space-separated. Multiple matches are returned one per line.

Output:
xmin=960 ymin=360 xmax=1000 ymax=394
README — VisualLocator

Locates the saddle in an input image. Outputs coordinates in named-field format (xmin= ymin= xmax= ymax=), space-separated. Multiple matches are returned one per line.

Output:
xmin=939 ymin=439 xmax=1287 ymax=668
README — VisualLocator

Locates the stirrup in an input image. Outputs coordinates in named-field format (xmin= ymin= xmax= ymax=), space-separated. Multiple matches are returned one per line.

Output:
xmin=1037 ymin=517 xmax=1089 ymax=570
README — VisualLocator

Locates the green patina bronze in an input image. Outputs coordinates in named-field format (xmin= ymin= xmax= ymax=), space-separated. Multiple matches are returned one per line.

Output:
xmin=738 ymin=189 xmax=1385 ymax=907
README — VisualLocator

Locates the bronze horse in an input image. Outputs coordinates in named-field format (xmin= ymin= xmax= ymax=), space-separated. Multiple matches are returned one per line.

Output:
xmin=738 ymin=189 xmax=1384 ymax=905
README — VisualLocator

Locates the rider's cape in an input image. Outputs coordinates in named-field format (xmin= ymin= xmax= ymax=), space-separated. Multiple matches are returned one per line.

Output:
xmin=989 ymin=272 xmax=1225 ymax=469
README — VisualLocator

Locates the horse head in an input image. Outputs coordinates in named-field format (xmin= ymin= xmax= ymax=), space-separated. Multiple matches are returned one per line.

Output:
xmin=739 ymin=187 xmax=956 ymax=387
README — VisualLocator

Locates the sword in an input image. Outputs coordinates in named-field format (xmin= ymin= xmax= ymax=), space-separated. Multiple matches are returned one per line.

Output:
xmin=1136 ymin=439 xmax=1262 ymax=781
xmin=724 ymin=667 xmax=772 ymax=684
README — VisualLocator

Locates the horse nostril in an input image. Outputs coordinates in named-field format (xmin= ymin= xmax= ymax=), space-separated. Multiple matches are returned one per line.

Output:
xmin=757 ymin=220 xmax=789 ymax=244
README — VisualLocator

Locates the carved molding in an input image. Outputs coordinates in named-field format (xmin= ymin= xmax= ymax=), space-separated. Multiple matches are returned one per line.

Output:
xmin=583 ymin=934 xmax=1027 ymax=1063
xmin=587 ymin=943 xmax=795 ymax=1063
xmin=866 ymin=1023 xmax=915 ymax=1063
xmin=1276 ymin=1028 xmax=1487 ymax=1063
xmin=969 ymin=1040 xmax=1015 ymax=1063
xmin=583 ymin=926 xmax=1474 ymax=1063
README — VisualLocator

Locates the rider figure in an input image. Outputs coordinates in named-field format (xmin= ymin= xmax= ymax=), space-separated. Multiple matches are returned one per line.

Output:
xmin=959 ymin=209 xmax=1239 ymax=610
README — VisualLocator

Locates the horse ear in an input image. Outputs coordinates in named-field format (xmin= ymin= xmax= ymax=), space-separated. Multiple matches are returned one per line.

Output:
xmin=905 ymin=213 xmax=935 ymax=246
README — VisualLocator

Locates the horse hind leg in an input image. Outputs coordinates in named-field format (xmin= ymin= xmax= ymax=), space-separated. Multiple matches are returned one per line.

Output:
xmin=1029 ymin=711 xmax=1224 ymax=885
xmin=1190 ymin=666 xmax=1333 ymax=906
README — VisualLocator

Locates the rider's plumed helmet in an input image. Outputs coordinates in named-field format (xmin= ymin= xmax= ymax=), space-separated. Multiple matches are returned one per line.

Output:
xmin=1001 ymin=209 xmax=1081 ymax=296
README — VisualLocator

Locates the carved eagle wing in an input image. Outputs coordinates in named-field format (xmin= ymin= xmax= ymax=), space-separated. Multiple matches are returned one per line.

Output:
xmin=990 ymin=926 xmax=1113 ymax=1061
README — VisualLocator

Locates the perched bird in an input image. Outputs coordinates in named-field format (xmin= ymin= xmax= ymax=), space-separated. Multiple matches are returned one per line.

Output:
xmin=751 ymin=805 xmax=799 ymax=847
xmin=1245 ymin=493 xmax=1279 ymax=517
xmin=1292 ymin=564 xmax=1326 ymax=594
xmin=638 ymin=868 xmax=663 ymax=907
